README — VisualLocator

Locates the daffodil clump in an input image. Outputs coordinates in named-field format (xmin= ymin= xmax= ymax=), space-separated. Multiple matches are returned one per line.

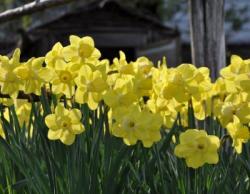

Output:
xmin=0 ymin=35 xmax=250 ymax=170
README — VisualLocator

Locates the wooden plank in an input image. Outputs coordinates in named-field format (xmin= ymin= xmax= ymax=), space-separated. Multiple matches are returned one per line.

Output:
xmin=189 ymin=0 xmax=225 ymax=80
xmin=205 ymin=0 xmax=225 ymax=79
xmin=189 ymin=0 xmax=205 ymax=67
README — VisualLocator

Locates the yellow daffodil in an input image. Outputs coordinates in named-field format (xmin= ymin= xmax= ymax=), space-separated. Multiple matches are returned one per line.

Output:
xmin=14 ymin=57 xmax=53 ymax=95
xmin=103 ymin=76 xmax=137 ymax=109
xmin=112 ymin=51 xmax=134 ymax=75
xmin=220 ymin=55 xmax=250 ymax=93
xmin=133 ymin=72 xmax=152 ymax=97
xmin=226 ymin=116 xmax=250 ymax=154
xmin=14 ymin=99 xmax=32 ymax=127
xmin=87 ymin=59 xmax=110 ymax=78
xmin=45 ymin=104 xmax=85 ymax=145
xmin=153 ymin=64 xmax=212 ymax=103
xmin=220 ymin=55 xmax=248 ymax=80
xmin=216 ymin=93 xmax=250 ymax=127
xmin=192 ymin=93 xmax=215 ymax=121
xmin=212 ymin=78 xmax=227 ymax=99
xmin=51 ymin=61 xmax=80 ymax=98
xmin=15 ymin=99 xmax=33 ymax=137
xmin=74 ymin=65 xmax=107 ymax=110
xmin=0 ymin=49 xmax=22 ymax=98
xmin=133 ymin=56 xmax=153 ymax=75
xmin=45 ymin=42 xmax=65 ymax=68
xmin=63 ymin=35 xmax=101 ymax=64
xmin=1 ymin=99 xmax=33 ymax=138
xmin=147 ymin=95 xmax=177 ymax=129
xmin=136 ymin=110 xmax=163 ymax=147
xmin=111 ymin=104 xmax=162 ymax=147
xmin=174 ymin=129 xmax=220 ymax=169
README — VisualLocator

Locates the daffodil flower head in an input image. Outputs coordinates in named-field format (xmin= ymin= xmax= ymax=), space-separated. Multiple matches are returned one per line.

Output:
xmin=113 ymin=51 xmax=134 ymax=75
xmin=147 ymin=95 xmax=177 ymax=129
xmin=111 ymin=104 xmax=162 ymax=147
xmin=176 ymin=63 xmax=197 ymax=82
xmin=14 ymin=57 xmax=53 ymax=95
xmin=87 ymin=59 xmax=110 ymax=77
xmin=160 ymin=67 xmax=191 ymax=102
xmin=133 ymin=56 xmax=153 ymax=75
xmin=174 ymin=129 xmax=220 ymax=169
xmin=218 ymin=94 xmax=250 ymax=127
xmin=192 ymin=96 xmax=212 ymax=120
xmin=51 ymin=61 xmax=80 ymax=98
xmin=220 ymin=55 xmax=250 ymax=93
xmin=74 ymin=65 xmax=107 ymax=110
xmin=151 ymin=65 xmax=168 ymax=96
xmin=0 ymin=49 xmax=22 ymax=98
xmin=212 ymin=77 xmax=227 ymax=98
xmin=14 ymin=99 xmax=32 ymax=127
xmin=45 ymin=104 xmax=85 ymax=145
xmin=226 ymin=115 xmax=250 ymax=154
xmin=135 ymin=110 xmax=163 ymax=147
xmin=13 ymin=99 xmax=34 ymax=137
xmin=133 ymin=72 xmax=152 ymax=97
xmin=63 ymin=35 xmax=101 ymax=64
xmin=220 ymin=55 xmax=247 ymax=80
xmin=103 ymin=76 xmax=137 ymax=108
xmin=45 ymin=42 xmax=65 ymax=69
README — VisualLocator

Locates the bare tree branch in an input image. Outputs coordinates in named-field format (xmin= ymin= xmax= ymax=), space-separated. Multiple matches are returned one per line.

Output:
xmin=0 ymin=0 xmax=74 ymax=23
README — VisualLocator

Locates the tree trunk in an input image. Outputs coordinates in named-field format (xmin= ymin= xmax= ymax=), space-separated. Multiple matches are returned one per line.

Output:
xmin=189 ymin=0 xmax=225 ymax=80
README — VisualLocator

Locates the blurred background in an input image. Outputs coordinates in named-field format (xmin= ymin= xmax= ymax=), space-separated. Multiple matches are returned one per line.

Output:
xmin=0 ymin=0 xmax=250 ymax=66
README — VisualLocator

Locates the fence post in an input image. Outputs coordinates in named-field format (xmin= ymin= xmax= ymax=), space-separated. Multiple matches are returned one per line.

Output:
xmin=189 ymin=0 xmax=225 ymax=80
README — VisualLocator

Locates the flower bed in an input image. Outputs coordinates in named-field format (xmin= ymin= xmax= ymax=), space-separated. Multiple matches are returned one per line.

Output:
xmin=0 ymin=35 xmax=250 ymax=193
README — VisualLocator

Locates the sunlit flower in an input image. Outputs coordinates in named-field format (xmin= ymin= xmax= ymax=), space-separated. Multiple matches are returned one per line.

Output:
xmin=14 ymin=57 xmax=53 ymax=95
xmin=51 ymin=61 xmax=80 ymax=98
xmin=220 ymin=55 xmax=250 ymax=93
xmin=216 ymin=93 xmax=250 ymax=127
xmin=103 ymin=76 xmax=137 ymax=108
xmin=63 ymin=35 xmax=101 ymax=64
xmin=112 ymin=51 xmax=134 ymax=75
xmin=174 ymin=129 xmax=220 ymax=169
xmin=0 ymin=49 xmax=22 ymax=98
xmin=45 ymin=104 xmax=85 ymax=145
xmin=74 ymin=65 xmax=107 ymax=110
xmin=226 ymin=116 xmax=250 ymax=154
xmin=111 ymin=104 xmax=162 ymax=147
xmin=45 ymin=42 xmax=65 ymax=68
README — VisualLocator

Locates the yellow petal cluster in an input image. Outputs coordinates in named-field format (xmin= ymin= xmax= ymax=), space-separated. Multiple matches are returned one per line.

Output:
xmin=174 ymin=129 xmax=220 ymax=169
xmin=226 ymin=116 xmax=250 ymax=154
xmin=0 ymin=49 xmax=22 ymax=98
xmin=45 ymin=104 xmax=85 ymax=145
xmin=111 ymin=104 xmax=162 ymax=147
